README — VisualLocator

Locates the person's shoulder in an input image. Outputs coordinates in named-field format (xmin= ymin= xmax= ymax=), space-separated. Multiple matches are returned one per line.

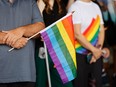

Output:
xmin=70 ymin=1 xmax=80 ymax=8
xmin=68 ymin=1 xmax=80 ymax=13
xmin=91 ymin=1 xmax=100 ymax=9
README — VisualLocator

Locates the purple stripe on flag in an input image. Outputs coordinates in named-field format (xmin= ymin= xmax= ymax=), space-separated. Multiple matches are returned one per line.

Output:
xmin=41 ymin=31 xmax=69 ymax=83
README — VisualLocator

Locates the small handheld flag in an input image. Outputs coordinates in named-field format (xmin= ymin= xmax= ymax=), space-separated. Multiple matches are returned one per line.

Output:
xmin=40 ymin=13 xmax=77 ymax=84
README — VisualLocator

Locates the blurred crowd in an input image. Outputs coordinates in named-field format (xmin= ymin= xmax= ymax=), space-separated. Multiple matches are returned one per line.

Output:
xmin=36 ymin=0 xmax=116 ymax=87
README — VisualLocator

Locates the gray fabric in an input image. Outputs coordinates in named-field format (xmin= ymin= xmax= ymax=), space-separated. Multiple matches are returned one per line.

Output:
xmin=0 ymin=0 xmax=43 ymax=83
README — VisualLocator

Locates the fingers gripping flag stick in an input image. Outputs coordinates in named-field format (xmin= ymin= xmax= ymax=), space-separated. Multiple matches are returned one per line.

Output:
xmin=8 ymin=30 xmax=40 ymax=51
xmin=87 ymin=49 xmax=107 ymax=63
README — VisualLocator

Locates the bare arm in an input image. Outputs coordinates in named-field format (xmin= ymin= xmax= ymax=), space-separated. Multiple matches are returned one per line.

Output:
xmin=0 ymin=32 xmax=6 ymax=44
xmin=0 ymin=32 xmax=28 ymax=49
xmin=96 ymin=24 xmax=105 ymax=48
xmin=89 ymin=24 xmax=105 ymax=63
xmin=74 ymin=24 xmax=102 ymax=59
xmin=18 ymin=22 xmax=45 ymax=38
xmin=2 ymin=22 xmax=45 ymax=46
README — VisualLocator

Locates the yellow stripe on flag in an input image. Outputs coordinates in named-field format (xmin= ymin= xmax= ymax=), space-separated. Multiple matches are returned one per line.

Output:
xmin=56 ymin=21 xmax=77 ymax=67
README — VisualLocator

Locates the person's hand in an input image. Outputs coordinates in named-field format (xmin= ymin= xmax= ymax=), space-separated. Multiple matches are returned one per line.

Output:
xmin=92 ymin=47 xmax=102 ymax=60
xmin=102 ymin=48 xmax=110 ymax=58
xmin=90 ymin=56 xmax=97 ymax=64
xmin=2 ymin=28 xmax=25 ymax=46
xmin=10 ymin=37 xmax=28 ymax=49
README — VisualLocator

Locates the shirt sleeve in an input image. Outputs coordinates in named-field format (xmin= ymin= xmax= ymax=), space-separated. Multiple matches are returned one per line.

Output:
xmin=68 ymin=5 xmax=82 ymax=24
xmin=97 ymin=5 xmax=104 ymax=24
xmin=32 ymin=0 xmax=44 ymax=23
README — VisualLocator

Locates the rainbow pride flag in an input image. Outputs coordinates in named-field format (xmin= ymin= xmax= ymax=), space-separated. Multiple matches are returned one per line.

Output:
xmin=75 ymin=15 xmax=100 ymax=54
xmin=40 ymin=13 xmax=77 ymax=84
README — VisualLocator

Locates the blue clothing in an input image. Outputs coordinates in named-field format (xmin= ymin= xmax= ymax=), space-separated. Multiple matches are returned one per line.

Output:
xmin=0 ymin=0 xmax=43 ymax=83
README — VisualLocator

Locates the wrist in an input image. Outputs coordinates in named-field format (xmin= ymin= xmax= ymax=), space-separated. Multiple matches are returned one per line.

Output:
xmin=17 ymin=27 xmax=25 ymax=36
xmin=90 ymin=46 xmax=96 ymax=53
xmin=0 ymin=32 xmax=6 ymax=44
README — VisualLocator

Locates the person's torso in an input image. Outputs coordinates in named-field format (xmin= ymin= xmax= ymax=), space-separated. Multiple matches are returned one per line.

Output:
xmin=42 ymin=0 xmax=67 ymax=26
xmin=74 ymin=1 xmax=103 ymax=33
xmin=0 ymin=0 xmax=33 ymax=30
xmin=0 ymin=0 xmax=37 ymax=83
xmin=69 ymin=1 xmax=103 ymax=54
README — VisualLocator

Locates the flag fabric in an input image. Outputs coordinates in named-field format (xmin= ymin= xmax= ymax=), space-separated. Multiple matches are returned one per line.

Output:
xmin=75 ymin=15 xmax=100 ymax=54
xmin=40 ymin=13 xmax=77 ymax=84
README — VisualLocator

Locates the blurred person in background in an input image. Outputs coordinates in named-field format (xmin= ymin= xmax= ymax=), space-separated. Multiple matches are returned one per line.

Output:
xmin=35 ymin=0 xmax=73 ymax=87
xmin=68 ymin=0 xmax=105 ymax=87
xmin=97 ymin=0 xmax=116 ymax=87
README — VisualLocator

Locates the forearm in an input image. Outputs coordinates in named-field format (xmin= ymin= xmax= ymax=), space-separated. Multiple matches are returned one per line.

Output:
xmin=75 ymin=34 xmax=96 ymax=52
xmin=74 ymin=24 xmax=96 ymax=52
xmin=97 ymin=24 xmax=105 ymax=48
xmin=1 ymin=22 xmax=45 ymax=46
xmin=17 ymin=22 xmax=45 ymax=38
xmin=74 ymin=24 xmax=102 ymax=59
xmin=0 ymin=32 xmax=6 ymax=44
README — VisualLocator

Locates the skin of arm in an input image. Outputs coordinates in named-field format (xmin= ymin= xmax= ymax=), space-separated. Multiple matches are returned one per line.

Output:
xmin=90 ymin=24 xmax=105 ymax=63
xmin=96 ymin=24 xmax=105 ymax=48
xmin=1 ymin=22 xmax=45 ymax=48
xmin=0 ymin=32 xmax=6 ymax=44
xmin=74 ymin=24 xmax=103 ymax=63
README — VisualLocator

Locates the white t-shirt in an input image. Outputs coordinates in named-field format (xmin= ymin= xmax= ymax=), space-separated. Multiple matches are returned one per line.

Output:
xmin=68 ymin=0 xmax=104 ymax=33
